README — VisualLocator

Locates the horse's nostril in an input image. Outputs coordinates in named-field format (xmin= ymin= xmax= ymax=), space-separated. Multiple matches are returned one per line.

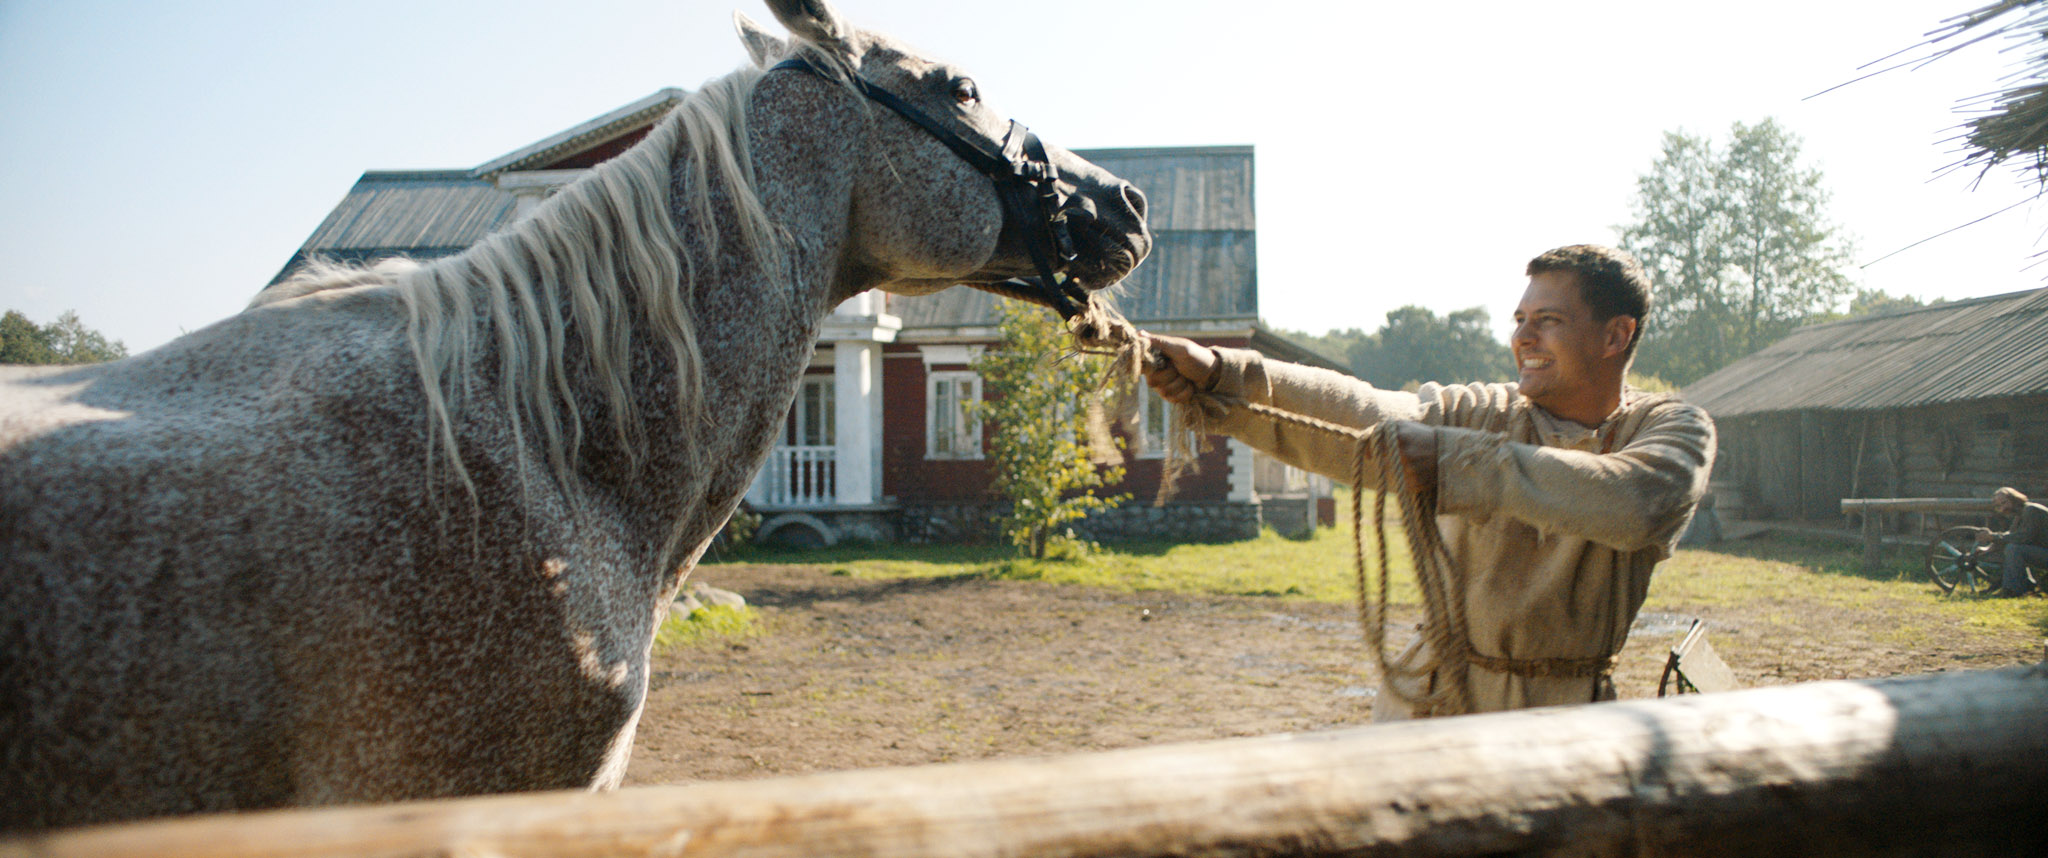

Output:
xmin=1121 ymin=182 xmax=1148 ymax=221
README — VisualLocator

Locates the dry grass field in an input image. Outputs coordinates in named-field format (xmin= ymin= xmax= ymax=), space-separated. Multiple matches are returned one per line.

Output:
xmin=622 ymin=518 xmax=2044 ymax=786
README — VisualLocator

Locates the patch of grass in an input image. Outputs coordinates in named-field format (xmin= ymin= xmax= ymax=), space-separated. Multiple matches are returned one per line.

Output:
xmin=706 ymin=490 xmax=1422 ymax=605
xmin=654 ymin=604 xmax=764 ymax=651
xmin=1646 ymin=534 xmax=2047 ymax=642
xmin=988 ymin=524 xmax=1421 ymax=605
xmin=1691 ymin=532 xmax=1922 ymax=585
xmin=713 ymin=542 xmax=1015 ymax=578
xmin=708 ymin=500 xmax=2046 ymax=655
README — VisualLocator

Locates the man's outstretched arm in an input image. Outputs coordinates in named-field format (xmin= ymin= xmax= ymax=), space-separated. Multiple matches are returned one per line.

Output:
xmin=1142 ymin=334 xmax=1432 ymax=487
xmin=1432 ymin=405 xmax=1716 ymax=556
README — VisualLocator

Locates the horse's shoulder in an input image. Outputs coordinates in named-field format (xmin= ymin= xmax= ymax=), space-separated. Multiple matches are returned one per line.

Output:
xmin=3 ymin=289 xmax=418 ymax=462
xmin=146 ymin=287 xmax=412 ymax=388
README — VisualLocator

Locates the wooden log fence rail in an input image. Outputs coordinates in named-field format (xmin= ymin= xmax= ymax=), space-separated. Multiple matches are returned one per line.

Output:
xmin=1840 ymin=497 xmax=1996 ymax=569
xmin=7 ymin=666 xmax=2046 ymax=858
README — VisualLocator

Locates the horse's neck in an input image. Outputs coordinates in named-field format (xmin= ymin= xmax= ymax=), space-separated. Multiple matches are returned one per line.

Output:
xmin=473 ymin=82 xmax=868 ymax=573
xmin=682 ymin=77 xmax=869 ymax=433
xmin=669 ymin=110 xmax=864 ymax=480
xmin=573 ymin=115 xmax=858 ymax=558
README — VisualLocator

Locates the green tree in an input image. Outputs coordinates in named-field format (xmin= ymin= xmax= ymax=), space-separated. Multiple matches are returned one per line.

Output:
xmin=1274 ymin=326 xmax=1371 ymax=372
xmin=1288 ymin=307 xmax=1513 ymax=390
xmin=1354 ymin=305 xmax=1513 ymax=389
xmin=0 ymin=311 xmax=57 ymax=365
xmin=0 ymin=309 xmax=127 ymax=365
xmin=43 ymin=311 xmax=128 ymax=363
xmin=1619 ymin=119 xmax=1854 ymax=385
xmin=1842 ymin=287 xmax=1929 ymax=318
xmin=969 ymin=302 xmax=1127 ymax=558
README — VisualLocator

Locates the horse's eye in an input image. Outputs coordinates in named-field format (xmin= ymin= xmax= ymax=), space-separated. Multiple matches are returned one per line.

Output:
xmin=952 ymin=79 xmax=979 ymax=106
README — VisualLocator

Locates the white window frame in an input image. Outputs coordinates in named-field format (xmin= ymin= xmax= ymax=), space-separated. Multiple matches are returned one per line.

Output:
xmin=789 ymin=375 xmax=835 ymax=447
xmin=926 ymin=370 xmax=983 ymax=460
xmin=1135 ymin=385 xmax=1170 ymax=459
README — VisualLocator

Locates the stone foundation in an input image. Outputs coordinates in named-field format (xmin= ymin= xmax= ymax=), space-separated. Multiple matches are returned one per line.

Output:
xmin=753 ymin=500 xmax=1284 ymax=549
xmin=1073 ymin=501 xmax=1264 ymax=543
xmin=755 ymin=508 xmax=897 ymax=548
xmin=1254 ymin=494 xmax=1317 ymax=539
xmin=892 ymin=501 xmax=1004 ymax=544
xmin=892 ymin=501 xmax=1265 ymax=545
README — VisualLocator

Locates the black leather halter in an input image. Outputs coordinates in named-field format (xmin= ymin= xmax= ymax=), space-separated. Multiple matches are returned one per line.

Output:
xmin=772 ymin=57 xmax=1091 ymax=319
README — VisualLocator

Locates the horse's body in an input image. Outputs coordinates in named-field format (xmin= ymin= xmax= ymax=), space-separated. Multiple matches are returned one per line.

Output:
xmin=0 ymin=0 xmax=1146 ymax=832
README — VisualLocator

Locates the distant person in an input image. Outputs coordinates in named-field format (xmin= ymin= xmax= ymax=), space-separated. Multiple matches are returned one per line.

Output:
xmin=1142 ymin=244 xmax=1715 ymax=719
xmin=1978 ymin=487 xmax=2047 ymax=598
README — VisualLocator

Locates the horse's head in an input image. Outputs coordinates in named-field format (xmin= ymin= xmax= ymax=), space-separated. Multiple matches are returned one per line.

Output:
xmin=737 ymin=0 xmax=1150 ymax=317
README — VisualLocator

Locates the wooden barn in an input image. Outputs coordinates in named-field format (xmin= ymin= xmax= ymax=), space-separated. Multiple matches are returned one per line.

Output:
xmin=273 ymin=90 xmax=1341 ymax=547
xmin=1682 ymin=287 xmax=2048 ymax=523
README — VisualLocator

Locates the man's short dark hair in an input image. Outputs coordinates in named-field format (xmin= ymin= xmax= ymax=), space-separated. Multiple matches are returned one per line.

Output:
xmin=1526 ymin=245 xmax=1653 ymax=357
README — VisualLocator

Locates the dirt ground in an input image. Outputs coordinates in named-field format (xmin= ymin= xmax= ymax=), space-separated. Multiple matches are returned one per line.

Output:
xmin=625 ymin=564 xmax=2041 ymax=786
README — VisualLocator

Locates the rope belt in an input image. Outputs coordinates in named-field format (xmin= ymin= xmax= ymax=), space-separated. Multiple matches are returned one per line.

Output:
xmin=1069 ymin=303 xmax=1619 ymax=718
xmin=1466 ymin=652 xmax=1621 ymax=679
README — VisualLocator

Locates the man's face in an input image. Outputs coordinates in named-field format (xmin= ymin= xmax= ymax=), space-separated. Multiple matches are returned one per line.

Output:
xmin=1995 ymin=495 xmax=2019 ymax=516
xmin=1511 ymin=271 xmax=1630 ymax=420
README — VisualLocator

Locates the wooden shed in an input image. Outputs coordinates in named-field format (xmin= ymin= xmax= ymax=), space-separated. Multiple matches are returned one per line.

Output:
xmin=1682 ymin=287 xmax=2048 ymax=522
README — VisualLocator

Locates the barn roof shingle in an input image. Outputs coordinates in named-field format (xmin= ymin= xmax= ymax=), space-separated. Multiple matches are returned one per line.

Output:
xmin=272 ymin=171 xmax=516 ymax=282
xmin=1682 ymin=287 xmax=2048 ymax=418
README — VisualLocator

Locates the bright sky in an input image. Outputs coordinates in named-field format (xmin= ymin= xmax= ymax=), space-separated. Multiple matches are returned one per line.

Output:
xmin=3 ymin=1 xmax=2043 ymax=353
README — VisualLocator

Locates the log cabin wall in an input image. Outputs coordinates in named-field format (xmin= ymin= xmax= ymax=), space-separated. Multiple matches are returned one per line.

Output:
xmin=1686 ymin=288 xmax=2048 ymax=525
xmin=1713 ymin=394 xmax=2048 ymax=525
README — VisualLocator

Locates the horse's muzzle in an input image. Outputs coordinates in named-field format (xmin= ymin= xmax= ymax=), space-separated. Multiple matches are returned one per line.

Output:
xmin=1063 ymin=182 xmax=1150 ymax=288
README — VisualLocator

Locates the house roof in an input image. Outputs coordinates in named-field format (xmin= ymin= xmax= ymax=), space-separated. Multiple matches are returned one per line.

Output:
xmin=1682 ymin=287 xmax=2048 ymax=418
xmin=472 ymin=88 xmax=687 ymax=178
xmin=893 ymin=146 xmax=1257 ymax=328
xmin=272 ymin=170 xmax=514 ymax=283
xmin=276 ymin=96 xmax=1262 ymax=329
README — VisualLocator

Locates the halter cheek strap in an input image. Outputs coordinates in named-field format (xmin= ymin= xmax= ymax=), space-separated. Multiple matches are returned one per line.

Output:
xmin=771 ymin=57 xmax=1088 ymax=319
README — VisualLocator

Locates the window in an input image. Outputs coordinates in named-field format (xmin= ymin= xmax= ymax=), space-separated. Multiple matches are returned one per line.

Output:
xmin=927 ymin=371 xmax=982 ymax=459
xmin=787 ymin=376 xmax=835 ymax=447
xmin=1136 ymin=386 xmax=1170 ymax=459
xmin=1981 ymin=411 xmax=2011 ymax=432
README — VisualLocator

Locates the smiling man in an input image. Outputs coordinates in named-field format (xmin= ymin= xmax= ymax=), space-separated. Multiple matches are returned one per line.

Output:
xmin=1143 ymin=244 xmax=1715 ymax=720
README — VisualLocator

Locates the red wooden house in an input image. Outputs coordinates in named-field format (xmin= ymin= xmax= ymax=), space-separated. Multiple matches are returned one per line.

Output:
xmin=275 ymin=91 xmax=1341 ymax=547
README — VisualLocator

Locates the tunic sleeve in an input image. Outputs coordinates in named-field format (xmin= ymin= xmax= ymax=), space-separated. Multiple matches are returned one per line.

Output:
xmin=1433 ymin=402 xmax=1716 ymax=557
xmin=1200 ymin=347 xmax=1424 ymax=482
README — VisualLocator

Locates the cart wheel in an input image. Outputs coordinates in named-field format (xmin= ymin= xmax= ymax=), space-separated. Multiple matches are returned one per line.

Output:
xmin=1925 ymin=526 xmax=2002 ymax=594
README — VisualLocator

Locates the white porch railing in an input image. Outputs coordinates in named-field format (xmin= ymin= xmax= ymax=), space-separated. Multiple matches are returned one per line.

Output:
xmin=759 ymin=445 xmax=837 ymax=507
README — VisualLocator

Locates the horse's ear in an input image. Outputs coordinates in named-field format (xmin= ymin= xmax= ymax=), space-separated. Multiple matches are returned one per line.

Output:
xmin=733 ymin=11 xmax=787 ymax=68
xmin=761 ymin=0 xmax=853 ymax=53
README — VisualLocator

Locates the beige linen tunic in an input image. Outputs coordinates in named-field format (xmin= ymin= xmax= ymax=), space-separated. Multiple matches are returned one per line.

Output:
xmin=1203 ymin=348 xmax=1716 ymax=719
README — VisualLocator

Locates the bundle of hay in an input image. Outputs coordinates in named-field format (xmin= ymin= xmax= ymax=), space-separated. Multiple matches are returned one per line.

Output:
xmin=1926 ymin=1 xmax=2048 ymax=186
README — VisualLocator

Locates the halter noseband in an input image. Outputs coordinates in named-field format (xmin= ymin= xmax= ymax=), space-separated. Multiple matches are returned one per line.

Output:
xmin=772 ymin=57 xmax=1091 ymax=320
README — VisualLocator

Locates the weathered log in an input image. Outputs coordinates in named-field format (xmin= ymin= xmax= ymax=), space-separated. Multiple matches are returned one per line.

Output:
xmin=1842 ymin=497 xmax=1999 ymax=567
xmin=1839 ymin=497 xmax=1994 ymax=514
xmin=7 ymin=667 xmax=2046 ymax=858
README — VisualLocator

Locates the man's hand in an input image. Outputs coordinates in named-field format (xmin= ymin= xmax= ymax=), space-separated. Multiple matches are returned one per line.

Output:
xmin=1391 ymin=420 xmax=1437 ymax=495
xmin=1142 ymin=333 xmax=1219 ymax=405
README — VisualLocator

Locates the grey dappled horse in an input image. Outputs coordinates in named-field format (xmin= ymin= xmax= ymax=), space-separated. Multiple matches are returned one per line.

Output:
xmin=0 ymin=0 xmax=1148 ymax=832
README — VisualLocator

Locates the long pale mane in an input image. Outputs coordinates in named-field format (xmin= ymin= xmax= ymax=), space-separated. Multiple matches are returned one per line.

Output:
xmin=272 ymin=57 xmax=823 ymax=504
